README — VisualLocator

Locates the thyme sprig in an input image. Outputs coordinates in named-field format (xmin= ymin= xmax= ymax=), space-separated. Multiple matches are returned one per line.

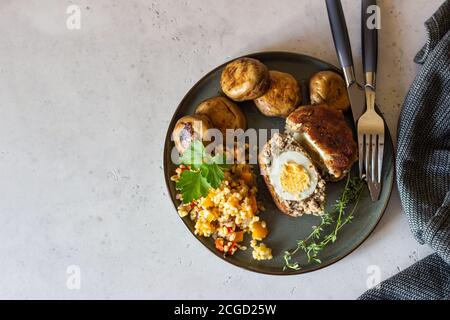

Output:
xmin=283 ymin=175 xmax=364 ymax=271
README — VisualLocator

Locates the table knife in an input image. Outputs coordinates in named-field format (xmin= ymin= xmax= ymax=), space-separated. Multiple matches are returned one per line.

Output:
xmin=325 ymin=0 xmax=365 ymax=125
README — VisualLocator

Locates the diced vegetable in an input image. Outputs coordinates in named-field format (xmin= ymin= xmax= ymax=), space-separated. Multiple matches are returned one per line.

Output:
xmin=215 ymin=238 xmax=225 ymax=252
xmin=251 ymin=221 xmax=268 ymax=241
xmin=232 ymin=231 xmax=244 ymax=242
xmin=228 ymin=242 xmax=237 ymax=254
xmin=228 ymin=195 xmax=240 ymax=207
xmin=202 ymin=196 xmax=214 ymax=208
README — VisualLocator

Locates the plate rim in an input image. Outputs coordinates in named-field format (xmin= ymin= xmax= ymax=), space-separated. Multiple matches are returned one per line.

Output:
xmin=163 ymin=51 xmax=394 ymax=276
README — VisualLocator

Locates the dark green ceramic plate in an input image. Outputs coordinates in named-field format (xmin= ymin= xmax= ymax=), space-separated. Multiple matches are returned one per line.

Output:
xmin=163 ymin=51 xmax=394 ymax=275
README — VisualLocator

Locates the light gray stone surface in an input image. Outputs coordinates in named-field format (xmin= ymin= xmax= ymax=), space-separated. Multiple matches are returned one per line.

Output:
xmin=0 ymin=0 xmax=441 ymax=299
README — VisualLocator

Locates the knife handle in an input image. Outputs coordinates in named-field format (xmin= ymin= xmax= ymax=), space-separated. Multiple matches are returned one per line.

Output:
xmin=362 ymin=0 xmax=378 ymax=88
xmin=325 ymin=0 xmax=354 ymax=70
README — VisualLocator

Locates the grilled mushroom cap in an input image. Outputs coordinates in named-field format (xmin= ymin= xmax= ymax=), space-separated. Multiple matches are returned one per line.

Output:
xmin=172 ymin=114 xmax=213 ymax=154
xmin=254 ymin=71 xmax=302 ymax=118
xmin=310 ymin=71 xmax=350 ymax=112
xmin=220 ymin=58 xmax=270 ymax=101
xmin=195 ymin=96 xmax=246 ymax=136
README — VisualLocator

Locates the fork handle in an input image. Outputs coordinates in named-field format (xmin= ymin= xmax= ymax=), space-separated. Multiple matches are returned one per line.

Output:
xmin=325 ymin=0 xmax=354 ymax=69
xmin=362 ymin=0 xmax=378 ymax=88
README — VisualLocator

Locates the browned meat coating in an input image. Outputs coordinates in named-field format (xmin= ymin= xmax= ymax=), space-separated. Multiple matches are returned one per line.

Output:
xmin=286 ymin=104 xmax=357 ymax=180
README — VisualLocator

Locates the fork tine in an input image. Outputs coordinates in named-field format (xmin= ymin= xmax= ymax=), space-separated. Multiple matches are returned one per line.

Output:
xmin=365 ymin=134 xmax=371 ymax=182
xmin=358 ymin=104 xmax=385 ymax=201
xmin=371 ymin=134 xmax=377 ymax=183
xmin=377 ymin=133 xmax=384 ymax=184
xmin=358 ymin=133 xmax=365 ymax=178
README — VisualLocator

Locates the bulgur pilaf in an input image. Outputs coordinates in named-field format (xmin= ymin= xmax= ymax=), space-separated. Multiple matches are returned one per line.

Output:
xmin=172 ymin=164 xmax=272 ymax=260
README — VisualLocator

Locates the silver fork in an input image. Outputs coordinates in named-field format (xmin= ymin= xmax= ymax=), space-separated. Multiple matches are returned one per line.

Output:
xmin=358 ymin=0 xmax=385 ymax=201
xmin=358 ymin=89 xmax=384 ymax=201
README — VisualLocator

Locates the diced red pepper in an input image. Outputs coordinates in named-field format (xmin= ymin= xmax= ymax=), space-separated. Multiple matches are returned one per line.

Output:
xmin=227 ymin=242 xmax=237 ymax=254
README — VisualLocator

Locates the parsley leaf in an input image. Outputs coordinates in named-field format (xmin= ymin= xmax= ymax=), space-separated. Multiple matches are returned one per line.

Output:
xmin=176 ymin=170 xmax=211 ymax=204
xmin=200 ymin=163 xmax=224 ymax=189
xmin=180 ymin=140 xmax=205 ymax=169
xmin=176 ymin=140 xmax=229 ymax=203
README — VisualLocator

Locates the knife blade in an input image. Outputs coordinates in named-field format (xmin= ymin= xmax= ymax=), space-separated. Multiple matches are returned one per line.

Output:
xmin=342 ymin=67 xmax=366 ymax=124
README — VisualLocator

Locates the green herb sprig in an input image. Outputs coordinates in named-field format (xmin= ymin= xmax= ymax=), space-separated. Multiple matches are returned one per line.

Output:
xmin=176 ymin=141 xmax=228 ymax=203
xmin=283 ymin=175 xmax=364 ymax=270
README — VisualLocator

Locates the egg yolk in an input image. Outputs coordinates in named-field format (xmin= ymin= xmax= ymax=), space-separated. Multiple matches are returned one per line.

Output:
xmin=280 ymin=161 xmax=310 ymax=195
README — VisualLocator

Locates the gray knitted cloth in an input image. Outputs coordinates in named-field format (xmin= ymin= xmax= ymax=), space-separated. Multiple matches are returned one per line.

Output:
xmin=360 ymin=0 xmax=450 ymax=300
